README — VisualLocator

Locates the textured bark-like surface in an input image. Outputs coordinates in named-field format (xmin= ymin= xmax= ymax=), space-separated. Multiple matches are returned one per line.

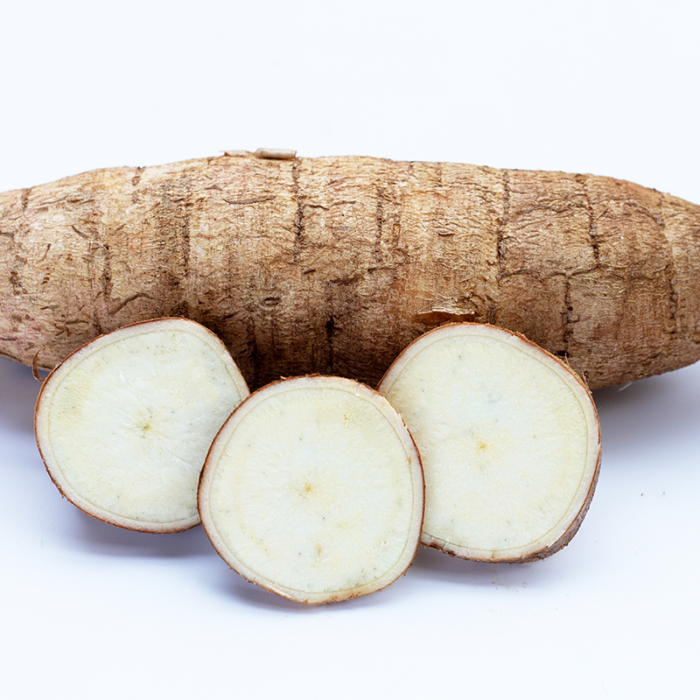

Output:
xmin=1 ymin=154 xmax=699 ymax=389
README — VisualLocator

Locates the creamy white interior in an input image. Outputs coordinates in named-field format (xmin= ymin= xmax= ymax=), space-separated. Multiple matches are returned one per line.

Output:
xmin=202 ymin=380 xmax=422 ymax=600
xmin=38 ymin=322 xmax=248 ymax=528
xmin=380 ymin=328 xmax=598 ymax=559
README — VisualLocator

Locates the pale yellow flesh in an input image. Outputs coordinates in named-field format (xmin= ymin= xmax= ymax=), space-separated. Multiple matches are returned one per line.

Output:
xmin=379 ymin=325 xmax=600 ymax=561
xmin=199 ymin=377 xmax=424 ymax=604
xmin=35 ymin=319 xmax=249 ymax=532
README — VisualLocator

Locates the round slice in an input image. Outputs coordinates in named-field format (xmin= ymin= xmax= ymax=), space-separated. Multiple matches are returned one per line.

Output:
xmin=35 ymin=318 xmax=250 ymax=533
xmin=199 ymin=376 xmax=424 ymax=605
xmin=378 ymin=323 xmax=601 ymax=562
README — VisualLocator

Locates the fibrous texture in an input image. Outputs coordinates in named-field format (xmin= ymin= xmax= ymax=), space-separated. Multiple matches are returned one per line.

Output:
xmin=2 ymin=153 xmax=699 ymax=389
xmin=378 ymin=323 xmax=601 ymax=562
xmin=199 ymin=376 xmax=424 ymax=604
xmin=35 ymin=318 xmax=249 ymax=532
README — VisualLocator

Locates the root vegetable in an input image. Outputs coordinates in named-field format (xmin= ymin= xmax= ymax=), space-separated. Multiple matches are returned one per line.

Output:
xmin=198 ymin=375 xmax=424 ymax=604
xmin=377 ymin=323 xmax=601 ymax=562
xmin=34 ymin=318 xmax=249 ymax=533
xmin=2 ymin=153 xmax=699 ymax=390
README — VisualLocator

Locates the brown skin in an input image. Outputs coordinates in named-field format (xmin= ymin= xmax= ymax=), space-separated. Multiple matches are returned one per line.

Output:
xmin=1 ymin=153 xmax=699 ymax=390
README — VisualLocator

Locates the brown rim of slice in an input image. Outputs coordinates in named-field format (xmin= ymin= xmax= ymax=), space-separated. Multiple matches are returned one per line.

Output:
xmin=198 ymin=375 xmax=425 ymax=605
xmin=35 ymin=317 xmax=250 ymax=533
xmin=377 ymin=323 xmax=601 ymax=563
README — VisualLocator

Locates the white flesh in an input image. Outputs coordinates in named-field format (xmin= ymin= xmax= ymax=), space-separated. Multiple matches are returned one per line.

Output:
xmin=35 ymin=318 xmax=249 ymax=533
xmin=199 ymin=376 xmax=424 ymax=605
xmin=378 ymin=324 xmax=601 ymax=562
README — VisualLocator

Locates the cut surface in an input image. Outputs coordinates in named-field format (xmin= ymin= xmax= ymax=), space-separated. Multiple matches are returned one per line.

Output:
xmin=199 ymin=376 xmax=424 ymax=605
xmin=35 ymin=318 xmax=249 ymax=532
xmin=378 ymin=323 xmax=601 ymax=562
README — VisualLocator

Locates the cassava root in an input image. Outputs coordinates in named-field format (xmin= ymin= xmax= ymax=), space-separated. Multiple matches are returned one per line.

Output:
xmin=199 ymin=375 xmax=424 ymax=604
xmin=34 ymin=318 xmax=249 ymax=532
xmin=378 ymin=323 xmax=601 ymax=562
xmin=2 ymin=153 xmax=700 ymax=390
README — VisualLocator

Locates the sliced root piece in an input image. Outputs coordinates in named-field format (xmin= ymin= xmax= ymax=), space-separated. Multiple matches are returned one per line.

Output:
xmin=198 ymin=376 xmax=424 ymax=605
xmin=378 ymin=323 xmax=601 ymax=562
xmin=35 ymin=318 xmax=250 ymax=533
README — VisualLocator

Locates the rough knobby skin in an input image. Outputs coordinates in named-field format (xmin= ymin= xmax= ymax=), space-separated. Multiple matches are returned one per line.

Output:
xmin=2 ymin=154 xmax=699 ymax=389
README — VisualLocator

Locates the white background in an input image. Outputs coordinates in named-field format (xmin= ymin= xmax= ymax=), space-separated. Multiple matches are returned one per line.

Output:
xmin=1 ymin=1 xmax=699 ymax=698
